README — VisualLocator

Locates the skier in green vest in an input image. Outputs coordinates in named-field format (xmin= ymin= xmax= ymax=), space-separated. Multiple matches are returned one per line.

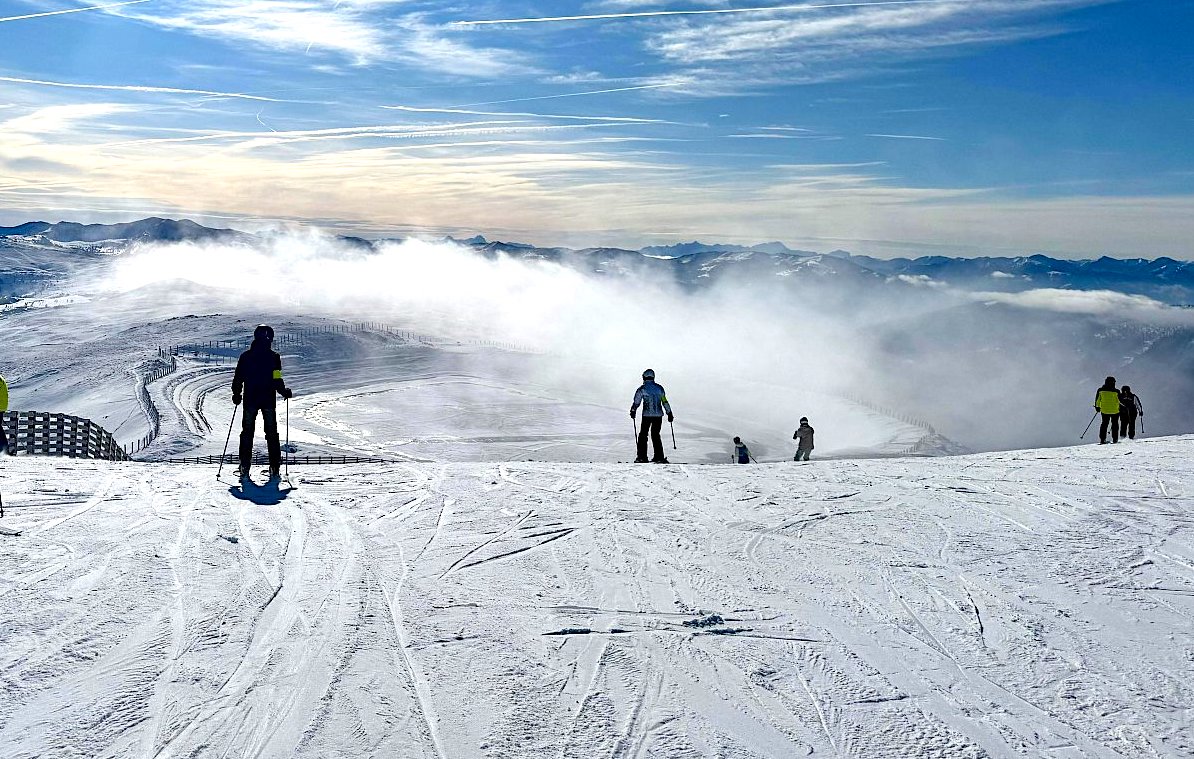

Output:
xmin=1094 ymin=376 xmax=1121 ymax=444
xmin=0 ymin=375 xmax=12 ymax=455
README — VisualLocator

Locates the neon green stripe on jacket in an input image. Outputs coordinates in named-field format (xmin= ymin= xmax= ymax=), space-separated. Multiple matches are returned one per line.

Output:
xmin=0 ymin=376 xmax=7 ymax=412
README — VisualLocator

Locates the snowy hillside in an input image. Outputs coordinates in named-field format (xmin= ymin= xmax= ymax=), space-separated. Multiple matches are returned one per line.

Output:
xmin=1 ymin=439 xmax=1191 ymax=757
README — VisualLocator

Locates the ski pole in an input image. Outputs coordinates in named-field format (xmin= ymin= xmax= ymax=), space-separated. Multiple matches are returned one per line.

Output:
xmin=670 ymin=419 xmax=677 ymax=450
xmin=1079 ymin=411 xmax=1097 ymax=440
xmin=285 ymin=396 xmax=290 ymax=483
xmin=217 ymin=403 xmax=237 ymax=479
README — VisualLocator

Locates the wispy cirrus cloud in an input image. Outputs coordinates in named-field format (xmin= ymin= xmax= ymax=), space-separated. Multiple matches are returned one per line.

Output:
xmin=112 ymin=1 xmax=532 ymax=75
xmin=575 ymin=0 xmax=1110 ymax=93
xmin=648 ymin=2 xmax=1076 ymax=63
xmin=1 ymin=102 xmax=134 ymax=136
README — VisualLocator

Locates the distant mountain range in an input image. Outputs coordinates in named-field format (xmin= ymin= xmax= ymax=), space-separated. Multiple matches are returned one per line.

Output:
xmin=0 ymin=217 xmax=249 ymax=245
xmin=4 ymin=216 xmax=1194 ymax=304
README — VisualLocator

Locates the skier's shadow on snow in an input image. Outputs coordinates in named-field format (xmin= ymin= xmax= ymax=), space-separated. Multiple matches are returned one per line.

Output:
xmin=228 ymin=479 xmax=292 ymax=506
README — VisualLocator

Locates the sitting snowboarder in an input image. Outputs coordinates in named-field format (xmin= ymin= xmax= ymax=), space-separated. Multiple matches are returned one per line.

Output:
xmin=232 ymin=325 xmax=294 ymax=480
xmin=630 ymin=368 xmax=673 ymax=463
xmin=732 ymin=436 xmax=751 ymax=464
xmin=793 ymin=417 xmax=814 ymax=461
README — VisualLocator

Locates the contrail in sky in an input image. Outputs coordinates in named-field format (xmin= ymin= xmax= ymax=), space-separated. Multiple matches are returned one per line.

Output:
xmin=457 ymin=83 xmax=683 ymax=107
xmin=866 ymin=133 xmax=947 ymax=140
xmin=383 ymin=104 xmax=672 ymax=124
xmin=0 ymin=0 xmax=151 ymax=24
xmin=0 ymin=76 xmax=289 ymax=102
xmin=451 ymin=0 xmax=942 ymax=26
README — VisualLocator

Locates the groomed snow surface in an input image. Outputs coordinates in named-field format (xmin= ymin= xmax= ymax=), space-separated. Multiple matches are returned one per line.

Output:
xmin=1 ymin=440 xmax=1192 ymax=757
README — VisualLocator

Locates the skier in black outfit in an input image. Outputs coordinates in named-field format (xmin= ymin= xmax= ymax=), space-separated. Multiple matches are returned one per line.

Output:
xmin=1118 ymin=385 xmax=1143 ymax=440
xmin=232 ymin=325 xmax=293 ymax=480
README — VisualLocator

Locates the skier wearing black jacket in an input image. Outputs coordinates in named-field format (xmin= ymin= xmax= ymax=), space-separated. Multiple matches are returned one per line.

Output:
xmin=232 ymin=325 xmax=293 ymax=479
xmin=1119 ymin=385 xmax=1143 ymax=440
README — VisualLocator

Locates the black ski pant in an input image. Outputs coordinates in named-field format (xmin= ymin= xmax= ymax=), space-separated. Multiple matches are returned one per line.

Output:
xmin=637 ymin=416 xmax=665 ymax=461
xmin=1099 ymin=413 xmax=1119 ymax=443
xmin=240 ymin=404 xmax=281 ymax=471
xmin=1119 ymin=412 xmax=1137 ymax=440
xmin=0 ymin=418 xmax=8 ymax=453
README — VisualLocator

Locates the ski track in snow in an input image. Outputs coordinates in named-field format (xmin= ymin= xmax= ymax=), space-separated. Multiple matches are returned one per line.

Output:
xmin=0 ymin=440 xmax=1193 ymax=757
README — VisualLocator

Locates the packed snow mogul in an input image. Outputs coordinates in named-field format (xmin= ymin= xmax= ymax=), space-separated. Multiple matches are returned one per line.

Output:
xmin=232 ymin=325 xmax=294 ymax=479
xmin=0 ymin=374 xmax=10 ymax=455
xmin=793 ymin=417 xmax=814 ymax=461
xmin=1094 ymin=376 xmax=1120 ymax=444
xmin=630 ymin=368 xmax=673 ymax=464
xmin=1119 ymin=385 xmax=1143 ymax=440
xmin=732 ymin=436 xmax=751 ymax=464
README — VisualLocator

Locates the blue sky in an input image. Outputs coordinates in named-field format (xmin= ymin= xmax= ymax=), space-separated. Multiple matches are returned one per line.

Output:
xmin=1 ymin=0 xmax=1192 ymax=256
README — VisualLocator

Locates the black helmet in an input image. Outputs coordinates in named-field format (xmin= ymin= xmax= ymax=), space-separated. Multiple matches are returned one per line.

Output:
xmin=800 ymin=417 xmax=808 ymax=423
xmin=733 ymin=436 xmax=741 ymax=443
xmin=254 ymin=324 xmax=274 ymax=342
xmin=1104 ymin=376 xmax=1116 ymax=387
xmin=642 ymin=368 xmax=655 ymax=380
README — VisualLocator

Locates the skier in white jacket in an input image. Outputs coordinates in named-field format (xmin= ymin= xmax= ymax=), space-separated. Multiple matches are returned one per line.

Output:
xmin=630 ymin=369 xmax=673 ymax=463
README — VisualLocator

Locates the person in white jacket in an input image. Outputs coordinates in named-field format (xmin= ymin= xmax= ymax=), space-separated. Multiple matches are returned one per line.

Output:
xmin=630 ymin=369 xmax=673 ymax=463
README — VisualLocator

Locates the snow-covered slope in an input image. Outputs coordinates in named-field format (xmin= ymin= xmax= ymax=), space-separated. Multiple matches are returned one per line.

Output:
xmin=0 ymin=438 xmax=1190 ymax=757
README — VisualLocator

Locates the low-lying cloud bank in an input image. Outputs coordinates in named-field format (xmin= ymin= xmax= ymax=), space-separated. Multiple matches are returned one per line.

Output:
xmin=971 ymin=288 xmax=1190 ymax=321
xmin=76 ymin=230 xmax=1194 ymax=452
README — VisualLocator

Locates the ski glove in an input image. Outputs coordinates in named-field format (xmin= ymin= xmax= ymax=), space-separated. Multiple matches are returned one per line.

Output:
xmin=281 ymin=388 xmax=294 ymax=400
xmin=232 ymin=393 xmax=241 ymax=406
xmin=667 ymin=413 xmax=674 ymax=423
xmin=630 ymin=410 xmax=636 ymax=419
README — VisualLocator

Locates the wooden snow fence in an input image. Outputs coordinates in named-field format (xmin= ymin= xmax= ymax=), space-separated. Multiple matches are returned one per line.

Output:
xmin=0 ymin=411 xmax=129 ymax=461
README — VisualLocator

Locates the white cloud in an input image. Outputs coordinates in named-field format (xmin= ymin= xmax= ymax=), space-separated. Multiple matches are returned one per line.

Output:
xmin=114 ymin=1 xmax=530 ymax=75
xmin=990 ymin=271 xmax=1016 ymax=279
xmin=896 ymin=273 xmax=947 ymax=288
xmin=128 ymin=1 xmax=389 ymax=63
xmin=395 ymin=21 xmax=537 ymax=78
xmin=971 ymin=288 xmax=1189 ymax=321
xmin=2 ymin=103 xmax=133 ymax=135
